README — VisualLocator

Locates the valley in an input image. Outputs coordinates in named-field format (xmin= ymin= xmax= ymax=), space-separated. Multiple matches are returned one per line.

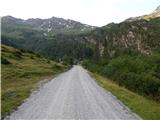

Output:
xmin=1 ymin=5 xmax=160 ymax=120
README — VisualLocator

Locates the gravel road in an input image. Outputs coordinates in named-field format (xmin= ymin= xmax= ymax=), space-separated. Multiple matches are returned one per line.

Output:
xmin=5 ymin=65 xmax=141 ymax=120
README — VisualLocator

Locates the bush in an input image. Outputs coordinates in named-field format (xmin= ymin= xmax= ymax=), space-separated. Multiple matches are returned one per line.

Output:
xmin=47 ymin=60 xmax=50 ymax=64
xmin=30 ymin=56 xmax=34 ymax=59
xmin=51 ymin=64 xmax=62 ymax=70
xmin=1 ymin=57 xmax=10 ymax=64
xmin=102 ymin=64 xmax=116 ymax=77
xmin=13 ymin=51 xmax=22 ymax=58
xmin=36 ymin=54 xmax=41 ymax=58
xmin=142 ymin=75 xmax=160 ymax=97
xmin=82 ymin=53 xmax=160 ymax=100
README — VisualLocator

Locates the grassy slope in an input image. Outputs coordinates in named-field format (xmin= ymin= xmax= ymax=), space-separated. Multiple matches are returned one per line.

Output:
xmin=1 ymin=44 xmax=67 ymax=118
xmin=92 ymin=73 xmax=160 ymax=120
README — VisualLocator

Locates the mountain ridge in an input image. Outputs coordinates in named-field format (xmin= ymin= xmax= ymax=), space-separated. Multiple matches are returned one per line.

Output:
xmin=2 ymin=15 xmax=96 ymax=32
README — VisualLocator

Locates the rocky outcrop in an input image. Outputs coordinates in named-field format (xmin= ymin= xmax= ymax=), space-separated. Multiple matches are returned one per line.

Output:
xmin=88 ymin=17 xmax=160 ymax=58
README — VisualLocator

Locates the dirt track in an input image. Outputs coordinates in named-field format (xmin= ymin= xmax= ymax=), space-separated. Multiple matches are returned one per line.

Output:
xmin=5 ymin=65 xmax=141 ymax=120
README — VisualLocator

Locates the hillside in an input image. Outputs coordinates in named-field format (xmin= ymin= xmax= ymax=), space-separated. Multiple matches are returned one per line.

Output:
xmin=89 ymin=17 xmax=160 ymax=58
xmin=1 ymin=44 xmax=67 ymax=118
xmin=82 ymin=16 xmax=160 ymax=101
xmin=81 ymin=7 xmax=160 ymax=101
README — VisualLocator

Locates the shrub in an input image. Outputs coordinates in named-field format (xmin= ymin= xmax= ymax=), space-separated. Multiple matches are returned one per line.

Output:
xmin=36 ymin=54 xmax=41 ymax=58
xmin=30 ymin=56 xmax=34 ymax=59
xmin=82 ymin=53 xmax=160 ymax=100
xmin=1 ymin=57 xmax=10 ymax=64
xmin=47 ymin=60 xmax=50 ymax=64
xmin=13 ymin=51 xmax=22 ymax=58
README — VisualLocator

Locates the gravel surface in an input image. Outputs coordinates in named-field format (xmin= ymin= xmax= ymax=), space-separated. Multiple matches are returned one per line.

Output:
xmin=5 ymin=65 xmax=141 ymax=120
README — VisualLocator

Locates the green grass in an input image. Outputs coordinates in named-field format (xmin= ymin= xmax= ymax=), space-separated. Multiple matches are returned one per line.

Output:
xmin=1 ymin=44 xmax=68 ymax=118
xmin=92 ymin=73 xmax=160 ymax=120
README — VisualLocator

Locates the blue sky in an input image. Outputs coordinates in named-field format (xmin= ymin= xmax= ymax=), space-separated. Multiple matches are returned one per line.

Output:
xmin=1 ymin=0 xmax=160 ymax=26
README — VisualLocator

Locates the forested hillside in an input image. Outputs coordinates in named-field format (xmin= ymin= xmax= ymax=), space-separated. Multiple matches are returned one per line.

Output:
xmin=1 ymin=16 xmax=95 ymax=63
xmin=82 ymin=17 xmax=160 ymax=100
xmin=89 ymin=17 xmax=160 ymax=59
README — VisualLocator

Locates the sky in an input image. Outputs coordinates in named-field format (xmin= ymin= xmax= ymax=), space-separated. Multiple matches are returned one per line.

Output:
xmin=1 ymin=0 xmax=160 ymax=26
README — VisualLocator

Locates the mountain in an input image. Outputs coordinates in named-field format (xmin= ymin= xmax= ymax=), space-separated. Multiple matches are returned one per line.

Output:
xmin=26 ymin=17 xmax=95 ymax=32
xmin=1 ymin=6 xmax=160 ymax=61
xmin=1 ymin=16 xmax=95 ymax=62
xmin=2 ymin=16 xmax=95 ymax=33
